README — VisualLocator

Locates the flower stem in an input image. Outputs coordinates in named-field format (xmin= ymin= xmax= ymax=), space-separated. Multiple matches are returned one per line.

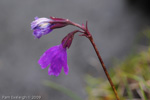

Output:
xmin=88 ymin=36 xmax=120 ymax=100
xmin=67 ymin=20 xmax=120 ymax=99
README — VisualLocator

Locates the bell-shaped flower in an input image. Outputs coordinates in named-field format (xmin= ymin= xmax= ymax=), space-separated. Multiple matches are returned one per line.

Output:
xmin=38 ymin=44 xmax=69 ymax=76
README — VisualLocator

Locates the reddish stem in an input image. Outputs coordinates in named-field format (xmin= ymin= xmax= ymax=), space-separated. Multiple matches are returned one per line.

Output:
xmin=69 ymin=21 xmax=120 ymax=100
xmin=51 ymin=19 xmax=120 ymax=99
xmin=88 ymin=36 xmax=120 ymax=100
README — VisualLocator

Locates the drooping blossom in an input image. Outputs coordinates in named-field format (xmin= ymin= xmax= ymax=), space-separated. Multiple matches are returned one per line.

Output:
xmin=38 ymin=30 xmax=77 ymax=76
xmin=31 ymin=16 xmax=78 ymax=76
xmin=31 ymin=17 xmax=52 ymax=39
xmin=38 ymin=44 xmax=69 ymax=76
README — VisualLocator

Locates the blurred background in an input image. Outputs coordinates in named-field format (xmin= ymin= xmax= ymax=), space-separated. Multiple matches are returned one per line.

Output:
xmin=0 ymin=0 xmax=150 ymax=100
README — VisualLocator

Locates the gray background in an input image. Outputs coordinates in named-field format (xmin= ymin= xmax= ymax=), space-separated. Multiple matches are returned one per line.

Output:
xmin=0 ymin=0 xmax=149 ymax=100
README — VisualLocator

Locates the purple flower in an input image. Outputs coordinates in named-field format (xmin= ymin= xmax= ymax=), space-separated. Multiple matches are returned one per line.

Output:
xmin=38 ymin=44 xmax=69 ymax=76
xmin=31 ymin=17 xmax=53 ymax=39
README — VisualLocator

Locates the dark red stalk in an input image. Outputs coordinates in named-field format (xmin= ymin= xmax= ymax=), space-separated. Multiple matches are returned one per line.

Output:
xmin=68 ymin=20 xmax=120 ymax=100
xmin=50 ymin=18 xmax=120 ymax=99
xmin=88 ymin=36 xmax=120 ymax=100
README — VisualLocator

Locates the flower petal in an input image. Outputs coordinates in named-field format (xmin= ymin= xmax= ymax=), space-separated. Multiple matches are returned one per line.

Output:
xmin=61 ymin=48 xmax=69 ymax=75
xmin=48 ymin=61 xmax=62 ymax=76
xmin=38 ymin=44 xmax=69 ymax=76
xmin=63 ymin=64 xmax=69 ymax=75
xmin=38 ymin=45 xmax=60 ymax=69
xmin=38 ymin=52 xmax=51 ymax=69
xmin=33 ymin=29 xmax=42 ymax=39
xmin=31 ymin=17 xmax=53 ymax=39
xmin=31 ymin=17 xmax=51 ymax=29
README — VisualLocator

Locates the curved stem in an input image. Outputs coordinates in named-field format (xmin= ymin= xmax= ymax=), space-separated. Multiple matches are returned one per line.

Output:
xmin=69 ymin=21 xmax=120 ymax=100
xmin=88 ymin=36 xmax=120 ymax=100
xmin=53 ymin=19 xmax=120 ymax=99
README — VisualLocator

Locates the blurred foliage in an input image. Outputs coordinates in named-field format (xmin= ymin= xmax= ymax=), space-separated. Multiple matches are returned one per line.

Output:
xmin=86 ymin=29 xmax=150 ymax=100
xmin=142 ymin=28 xmax=150 ymax=44
xmin=43 ymin=80 xmax=82 ymax=100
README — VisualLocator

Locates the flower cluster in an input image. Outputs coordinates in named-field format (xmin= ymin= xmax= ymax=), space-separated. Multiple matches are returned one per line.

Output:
xmin=31 ymin=16 xmax=76 ymax=76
